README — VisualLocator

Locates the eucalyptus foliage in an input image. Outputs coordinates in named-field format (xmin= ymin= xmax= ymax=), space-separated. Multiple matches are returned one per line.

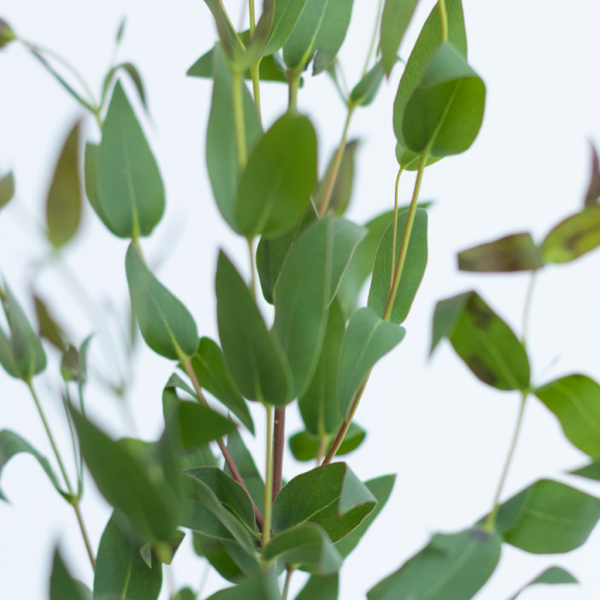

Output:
xmin=1 ymin=1 xmax=599 ymax=599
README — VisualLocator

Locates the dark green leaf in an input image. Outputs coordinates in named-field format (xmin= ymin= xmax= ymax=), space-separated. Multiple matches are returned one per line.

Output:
xmin=458 ymin=233 xmax=543 ymax=273
xmin=50 ymin=550 xmax=89 ymax=600
xmin=179 ymin=401 xmax=236 ymax=448
xmin=84 ymin=142 xmax=118 ymax=234
xmin=34 ymin=294 xmax=66 ymax=352
xmin=380 ymin=0 xmax=420 ymax=76
xmin=508 ymin=567 xmax=577 ymax=600
xmin=263 ymin=0 xmax=309 ymax=55
xmin=217 ymin=251 xmax=292 ymax=405
xmin=189 ymin=337 xmax=254 ymax=434
xmin=338 ymin=307 xmax=405 ymax=419
xmin=541 ymin=205 xmax=600 ymax=263
xmin=0 ymin=171 xmax=15 ymax=209
xmin=282 ymin=0 xmax=355 ymax=75
xmin=367 ymin=529 xmax=501 ymax=600
xmin=289 ymin=423 xmax=366 ymax=462
xmin=367 ymin=208 xmax=428 ymax=324
xmin=430 ymin=291 xmax=530 ymax=391
xmin=102 ymin=63 xmax=148 ymax=113
xmin=584 ymin=143 xmax=600 ymax=207
xmin=295 ymin=573 xmax=339 ymax=600
xmin=94 ymin=511 xmax=163 ymax=600
xmin=206 ymin=571 xmax=281 ymax=600
xmin=272 ymin=462 xmax=376 ymax=542
xmin=350 ymin=62 xmax=385 ymax=107
xmin=495 ymin=479 xmax=600 ymax=553
xmin=97 ymin=81 xmax=164 ymax=238
xmin=225 ymin=429 xmax=265 ymax=509
xmin=126 ymin=243 xmax=199 ymax=360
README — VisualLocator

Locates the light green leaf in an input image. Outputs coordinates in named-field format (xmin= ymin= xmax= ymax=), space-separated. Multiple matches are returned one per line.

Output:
xmin=367 ymin=528 xmax=501 ymax=600
xmin=396 ymin=146 xmax=442 ymax=171
xmin=126 ymin=243 xmax=198 ymax=360
xmin=84 ymin=142 xmax=118 ymax=235
xmin=350 ymin=62 xmax=385 ymax=107
xmin=367 ymin=208 xmax=428 ymax=324
xmin=225 ymin=429 xmax=265 ymax=510
xmin=289 ymin=423 xmax=366 ymax=462
xmin=178 ymin=401 xmax=236 ymax=448
xmin=97 ymin=82 xmax=164 ymax=238
xmin=282 ymin=0 xmax=355 ymax=75
xmin=50 ymin=550 xmax=90 ymax=600
xmin=508 ymin=567 xmax=577 ymax=600
xmin=338 ymin=307 xmax=405 ymax=419
xmin=236 ymin=112 xmax=317 ymax=239
xmin=295 ymin=573 xmax=339 ymax=600
xmin=458 ymin=233 xmax=543 ymax=273
xmin=206 ymin=571 xmax=281 ymax=600
xmin=541 ymin=205 xmax=600 ymax=263
xmin=272 ymin=462 xmax=376 ymax=542
xmin=263 ymin=0 xmax=309 ymax=56
xmin=216 ymin=251 xmax=292 ymax=406
xmin=431 ymin=291 xmax=530 ymax=391
xmin=94 ymin=511 xmax=163 ymax=600
xmin=203 ymin=0 xmax=246 ymax=64
xmin=495 ymin=479 xmax=600 ymax=553
xmin=0 ymin=171 xmax=15 ymax=210
xmin=380 ymin=0 xmax=420 ymax=76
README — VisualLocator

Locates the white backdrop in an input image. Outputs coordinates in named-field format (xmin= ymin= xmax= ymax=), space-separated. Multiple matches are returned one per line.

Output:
xmin=1 ymin=1 xmax=600 ymax=598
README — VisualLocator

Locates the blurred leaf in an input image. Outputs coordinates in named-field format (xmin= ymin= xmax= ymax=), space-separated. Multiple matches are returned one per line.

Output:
xmin=402 ymin=43 xmax=485 ymax=157
xmin=458 ymin=233 xmax=543 ymax=273
xmin=34 ymin=294 xmax=66 ymax=352
xmin=289 ymin=423 xmax=366 ymax=462
xmin=367 ymin=208 xmax=428 ymax=324
xmin=216 ymin=251 xmax=292 ymax=406
xmin=151 ymin=529 xmax=186 ymax=565
xmin=584 ymin=143 xmax=600 ymax=206
xmin=179 ymin=401 xmax=236 ymax=448
xmin=98 ymin=81 xmax=164 ymax=238
xmin=295 ymin=573 xmax=339 ymax=600
xmin=203 ymin=0 xmax=246 ymax=63
xmin=173 ymin=588 xmax=196 ymax=600
xmin=236 ymin=112 xmax=317 ymax=239
xmin=350 ymin=62 xmax=385 ymax=107
xmin=283 ymin=0 xmax=354 ymax=75
xmin=495 ymin=479 xmax=600 ymax=553
xmin=380 ymin=0 xmax=420 ymax=76
xmin=207 ymin=44 xmax=262 ymax=233
xmin=338 ymin=307 xmax=405 ymax=419
xmin=225 ymin=429 xmax=265 ymax=509
xmin=367 ymin=529 xmax=501 ymax=600
xmin=115 ymin=17 xmax=126 ymax=43
xmin=507 ymin=567 xmax=577 ymax=600
xmin=571 ymin=458 xmax=600 ymax=481
xmin=263 ymin=0 xmax=309 ymax=55
xmin=541 ymin=205 xmax=600 ymax=263
xmin=206 ymin=571 xmax=281 ymax=600
xmin=102 ymin=63 xmax=148 ymax=112
xmin=0 ymin=171 xmax=15 ymax=209
xmin=272 ymin=462 xmax=376 ymax=542
xmin=264 ymin=523 xmax=342 ymax=574
xmin=126 ymin=243 xmax=199 ymax=360
xmin=60 ymin=344 xmax=79 ymax=382
xmin=50 ymin=550 xmax=90 ymax=600
xmin=0 ymin=19 xmax=16 ymax=48
xmin=94 ymin=511 xmax=163 ymax=600
xmin=431 ymin=291 xmax=530 ymax=391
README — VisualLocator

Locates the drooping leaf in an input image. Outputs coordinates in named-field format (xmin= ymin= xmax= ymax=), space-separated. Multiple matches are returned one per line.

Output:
xmin=380 ymin=0 xmax=420 ymax=76
xmin=289 ymin=423 xmax=366 ymax=462
xmin=367 ymin=208 xmax=428 ymax=324
xmin=367 ymin=529 xmax=501 ymax=600
xmin=458 ymin=233 xmax=543 ymax=273
xmin=263 ymin=0 xmax=310 ymax=55
xmin=102 ymin=63 xmax=148 ymax=113
xmin=584 ymin=143 xmax=600 ymax=207
xmin=541 ymin=205 xmax=600 ymax=263
xmin=225 ymin=429 xmax=265 ymax=509
xmin=126 ymin=243 xmax=199 ymax=360
xmin=205 ymin=571 xmax=281 ymax=600
xmin=295 ymin=573 xmax=339 ymax=600
xmin=49 ymin=550 xmax=90 ymax=600
xmin=0 ymin=171 xmax=15 ymax=210
xmin=507 ymin=567 xmax=578 ymax=600
xmin=216 ymin=251 xmax=292 ymax=406
xmin=97 ymin=82 xmax=164 ymax=238
xmin=272 ymin=462 xmax=376 ymax=542
xmin=94 ymin=511 xmax=163 ymax=600
xmin=430 ymin=291 xmax=530 ymax=391
xmin=264 ymin=523 xmax=342 ymax=574
xmin=178 ymin=401 xmax=236 ymax=448
xmin=206 ymin=44 xmax=263 ymax=233
xmin=350 ymin=61 xmax=385 ymax=107
xmin=534 ymin=375 xmax=600 ymax=457
xmin=236 ymin=112 xmax=317 ymax=239
xmin=338 ymin=307 xmax=405 ymax=419
xmin=494 ymin=479 xmax=600 ymax=553
xmin=33 ymin=295 xmax=66 ymax=352
xmin=282 ymin=0 xmax=355 ymax=75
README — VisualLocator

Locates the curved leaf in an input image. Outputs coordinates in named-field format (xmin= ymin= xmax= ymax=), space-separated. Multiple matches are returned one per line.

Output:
xmin=380 ymin=0 xmax=420 ymax=76
xmin=0 ymin=171 xmax=15 ymax=210
xmin=102 ymin=63 xmax=148 ymax=113
xmin=263 ymin=0 xmax=310 ymax=56
xmin=50 ymin=550 xmax=90 ymax=600
xmin=295 ymin=573 xmax=339 ymax=600
xmin=350 ymin=62 xmax=385 ymax=107
xmin=289 ymin=423 xmax=366 ymax=462
xmin=508 ymin=567 xmax=577 ymax=600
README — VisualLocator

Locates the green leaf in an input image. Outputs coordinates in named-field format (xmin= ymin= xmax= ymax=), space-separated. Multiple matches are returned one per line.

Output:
xmin=295 ymin=574 xmax=339 ymax=600
xmin=541 ymin=205 xmax=600 ymax=263
xmin=206 ymin=44 xmax=262 ymax=233
xmin=33 ymin=294 xmax=66 ymax=352
xmin=402 ymin=42 xmax=486 ymax=157
xmin=335 ymin=475 xmax=396 ymax=558
xmin=0 ymin=282 xmax=46 ymax=380
xmin=71 ymin=409 xmax=179 ymax=542
xmin=94 ymin=511 xmax=163 ymax=600
xmin=203 ymin=0 xmax=246 ymax=64
xmin=189 ymin=337 xmax=254 ymax=434
xmin=264 ymin=523 xmax=342 ymax=574
xmin=126 ymin=243 xmax=199 ymax=360
xmin=350 ymin=62 xmax=385 ymax=107
xmin=396 ymin=146 xmax=441 ymax=171
xmin=458 ymin=233 xmax=543 ymax=273
xmin=225 ymin=429 xmax=265 ymax=509
xmin=83 ymin=142 xmax=118 ymax=234
xmin=282 ymin=0 xmax=355 ymax=75
xmin=289 ymin=423 xmax=366 ymax=462
xmin=179 ymin=401 xmax=236 ymax=448
xmin=584 ymin=143 xmax=600 ymax=207
xmin=50 ymin=550 xmax=90 ymax=600
xmin=0 ymin=171 xmax=15 ymax=210
xmin=534 ymin=375 xmax=600 ymax=456
xmin=380 ymin=0 xmax=420 ymax=76
xmin=367 ymin=528 xmax=501 ymax=600
xmin=495 ymin=479 xmax=600 ymax=553
xmin=338 ymin=307 xmax=405 ymax=419
xmin=507 ymin=567 xmax=578 ymax=600
xmin=272 ymin=462 xmax=376 ymax=542
xmin=393 ymin=0 xmax=467 ymax=151
xmin=263 ymin=0 xmax=309 ymax=55
xmin=0 ymin=429 xmax=67 ymax=501
xmin=236 ymin=112 xmax=317 ymax=239
xmin=430 ymin=291 xmax=530 ymax=391
xmin=97 ymin=81 xmax=164 ymax=238
xmin=173 ymin=588 xmax=196 ymax=600
xmin=102 ymin=63 xmax=148 ymax=113
xmin=0 ymin=19 xmax=16 ymax=49
xmin=206 ymin=571 xmax=281 ymax=600
xmin=570 ymin=458 xmax=600 ymax=481
xmin=367 ymin=208 xmax=428 ymax=324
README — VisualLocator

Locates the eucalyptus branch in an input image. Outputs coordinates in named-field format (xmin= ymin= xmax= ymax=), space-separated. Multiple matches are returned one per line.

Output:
xmin=390 ymin=167 xmax=404 ymax=285
xmin=272 ymin=407 xmax=285 ymax=501
xmin=282 ymin=566 xmax=295 ymax=600
xmin=361 ymin=0 xmax=384 ymax=77
xmin=231 ymin=71 xmax=248 ymax=168
xmin=263 ymin=403 xmax=274 ymax=546
xmin=438 ymin=0 xmax=449 ymax=43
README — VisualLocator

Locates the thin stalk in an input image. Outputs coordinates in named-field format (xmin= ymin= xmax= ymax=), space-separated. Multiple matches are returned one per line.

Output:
xmin=438 ymin=0 xmax=449 ymax=43
xmin=361 ymin=0 xmax=385 ymax=77
xmin=390 ymin=167 xmax=404 ymax=286
xmin=263 ymin=404 xmax=274 ymax=547
xmin=287 ymin=69 xmax=301 ymax=111
xmin=232 ymin=71 xmax=248 ymax=168
xmin=250 ymin=60 xmax=263 ymax=124
xmin=73 ymin=501 xmax=96 ymax=569
xmin=247 ymin=237 xmax=257 ymax=300
xmin=249 ymin=0 xmax=256 ymax=35
xmin=316 ymin=436 xmax=328 ymax=465
xmin=183 ymin=360 xmax=265 ymax=530
xmin=318 ymin=106 xmax=355 ymax=217
xmin=282 ymin=566 xmax=295 ymax=600
xmin=272 ymin=407 xmax=285 ymax=501
xmin=522 ymin=270 xmax=538 ymax=351
xmin=484 ymin=393 xmax=528 ymax=532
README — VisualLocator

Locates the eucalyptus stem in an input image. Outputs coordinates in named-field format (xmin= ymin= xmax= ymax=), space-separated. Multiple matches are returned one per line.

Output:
xmin=248 ymin=0 xmax=256 ymax=35
xmin=232 ymin=71 xmax=248 ymax=168
xmin=522 ymin=270 xmax=538 ymax=351
xmin=247 ymin=237 xmax=257 ymax=299
xmin=282 ymin=566 xmax=295 ymax=600
xmin=272 ymin=407 xmax=285 ymax=501
xmin=361 ymin=0 xmax=384 ymax=77
xmin=263 ymin=403 xmax=274 ymax=547
xmin=250 ymin=61 xmax=263 ymax=124
xmin=287 ymin=69 xmax=301 ymax=111
xmin=438 ymin=0 xmax=449 ymax=43
xmin=390 ymin=167 xmax=404 ymax=286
